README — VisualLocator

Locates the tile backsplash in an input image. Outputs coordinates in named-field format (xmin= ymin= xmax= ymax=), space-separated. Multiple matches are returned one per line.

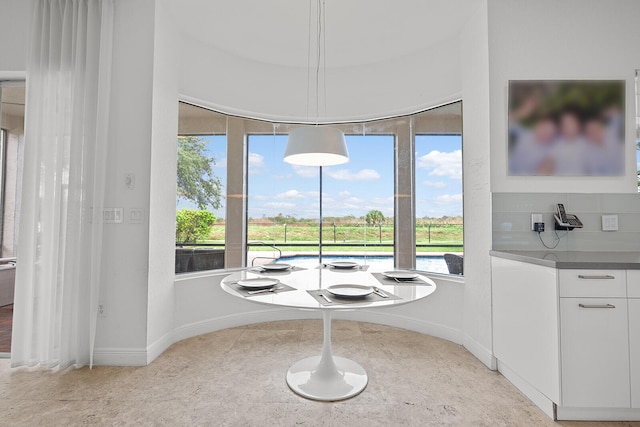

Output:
xmin=492 ymin=193 xmax=640 ymax=251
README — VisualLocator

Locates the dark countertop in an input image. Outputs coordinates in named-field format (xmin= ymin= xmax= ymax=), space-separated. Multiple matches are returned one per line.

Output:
xmin=490 ymin=250 xmax=640 ymax=270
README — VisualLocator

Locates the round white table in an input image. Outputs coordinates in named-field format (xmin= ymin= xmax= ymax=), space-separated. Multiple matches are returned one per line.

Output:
xmin=221 ymin=267 xmax=436 ymax=401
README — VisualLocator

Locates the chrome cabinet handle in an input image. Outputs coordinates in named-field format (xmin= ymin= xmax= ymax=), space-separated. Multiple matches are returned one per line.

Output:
xmin=577 ymin=275 xmax=615 ymax=280
xmin=578 ymin=303 xmax=616 ymax=309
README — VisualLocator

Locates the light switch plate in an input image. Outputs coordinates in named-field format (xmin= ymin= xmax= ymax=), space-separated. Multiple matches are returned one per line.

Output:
xmin=601 ymin=214 xmax=618 ymax=231
xmin=103 ymin=208 xmax=123 ymax=224
xmin=129 ymin=208 xmax=143 ymax=224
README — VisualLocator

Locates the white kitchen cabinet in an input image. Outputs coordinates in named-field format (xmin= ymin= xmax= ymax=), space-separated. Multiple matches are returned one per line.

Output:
xmin=492 ymin=257 xmax=560 ymax=405
xmin=491 ymin=252 xmax=640 ymax=420
xmin=629 ymin=270 xmax=640 ymax=408
xmin=560 ymin=297 xmax=630 ymax=408
xmin=630 ymin=299 xmax=640 ymax=408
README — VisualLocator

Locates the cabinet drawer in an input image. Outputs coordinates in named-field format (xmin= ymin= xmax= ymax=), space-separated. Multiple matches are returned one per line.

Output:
xmin=560 ymin=298 xmax=630 ymax=408
xmin=559 ymin=269 xmax=626 ymax=298
xmin=629 ymin=270 xmax=640 ymax=298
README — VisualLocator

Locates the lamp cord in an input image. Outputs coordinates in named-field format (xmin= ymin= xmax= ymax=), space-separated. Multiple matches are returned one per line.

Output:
xmin=306 ymin=0 xmax=312 ymax=121
xmin=315 ymin=0 xmax=322 ymax=124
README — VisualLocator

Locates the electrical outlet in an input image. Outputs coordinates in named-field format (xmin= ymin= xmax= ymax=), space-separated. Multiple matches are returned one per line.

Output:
xmin=602 ymin=214 xmax=619 ymax=231
xmin=531 ymin=213 xmax=543 ymax=231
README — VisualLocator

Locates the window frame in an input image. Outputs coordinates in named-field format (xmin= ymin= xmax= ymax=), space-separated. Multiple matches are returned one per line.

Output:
xmin=177 ymin=100 xmax=463 ymax=275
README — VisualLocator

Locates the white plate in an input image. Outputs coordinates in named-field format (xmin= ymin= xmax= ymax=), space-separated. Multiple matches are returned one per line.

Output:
xmin=382 ymin=270 xmax=418 ymax=280
xmin=237 ymin=278 xmax=280 ymax=289
xmin=327 ymin=284 xmax=373 ymax=298
xmin=261 ymin=263 xmax=292 ymax=271
xmin=328 ymin=261 xmax=360 ymax=269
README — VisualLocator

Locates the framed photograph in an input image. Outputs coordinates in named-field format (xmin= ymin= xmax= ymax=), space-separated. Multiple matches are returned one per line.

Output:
xmin=508 ymin=80 xmax=625 ymax=176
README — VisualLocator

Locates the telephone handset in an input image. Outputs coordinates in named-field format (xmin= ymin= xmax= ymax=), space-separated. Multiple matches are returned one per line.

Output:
xmin=554 ymin=203 xmax=583 ymax=229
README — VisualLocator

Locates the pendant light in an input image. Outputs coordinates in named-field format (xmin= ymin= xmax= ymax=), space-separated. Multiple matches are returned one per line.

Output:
xmin=283 ymin=0 xmax=349 ymax=263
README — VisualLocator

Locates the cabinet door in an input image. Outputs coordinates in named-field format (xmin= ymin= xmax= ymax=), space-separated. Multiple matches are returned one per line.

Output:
xmin=630 ymin=298 xmax=640 ymax=408
xmin=560 ymin=298 xmax=630 ymax=408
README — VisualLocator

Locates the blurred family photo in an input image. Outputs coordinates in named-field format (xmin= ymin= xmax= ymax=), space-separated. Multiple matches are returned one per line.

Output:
xmin=508 ymin=80 xmax=625 ymax=176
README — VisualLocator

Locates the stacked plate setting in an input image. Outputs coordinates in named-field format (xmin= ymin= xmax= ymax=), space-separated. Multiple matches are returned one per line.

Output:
xmin=382 ymin=270 xmax=418 ymax=280
xmin=326 ymin=284 xmax=373 ymax=298
xmin=237 ymin=277 xmax=280 ymax=290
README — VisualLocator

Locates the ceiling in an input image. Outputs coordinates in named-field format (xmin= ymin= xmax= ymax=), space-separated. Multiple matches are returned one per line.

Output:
xmin=173 ymin=0 xmax=477 ymax=69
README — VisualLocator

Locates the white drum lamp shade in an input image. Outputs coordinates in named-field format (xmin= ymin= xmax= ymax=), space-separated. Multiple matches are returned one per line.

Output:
xmin=283 ymin=126 xmax=349 ymax=166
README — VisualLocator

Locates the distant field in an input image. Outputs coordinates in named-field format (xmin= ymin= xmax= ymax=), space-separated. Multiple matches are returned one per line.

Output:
xmin=200 ymin=223 xmax=463 ymax=252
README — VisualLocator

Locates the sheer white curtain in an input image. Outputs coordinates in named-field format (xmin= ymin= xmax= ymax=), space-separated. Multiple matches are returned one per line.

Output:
xmin=11 ymin=0 xmax=114 ymax=369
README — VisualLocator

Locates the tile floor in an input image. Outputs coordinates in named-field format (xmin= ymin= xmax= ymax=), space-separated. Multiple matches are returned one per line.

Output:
xmin=0 ymin=320 xmax=639 ymax=426
xmin=0 ymin=304 xmax=12 ymax=353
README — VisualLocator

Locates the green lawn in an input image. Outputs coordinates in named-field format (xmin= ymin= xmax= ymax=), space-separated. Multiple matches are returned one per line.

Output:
xmin=198 ymin=223 xmax=463 ymax=252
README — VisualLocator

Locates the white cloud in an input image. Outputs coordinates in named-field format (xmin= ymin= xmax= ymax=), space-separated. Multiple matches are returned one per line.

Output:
xmin=248 ymin=152 xmax=265 ymax=170
xmin=339 ymin=191 xmax=352 ymax=197
xmin=421 ymin=180 xmax=447 ymax=189
xmin=275 ymin=189 xmax=306 ymax=200
xmin=417 ymin=150 xmax=462 ymax=179
xmin=325 ymin=168 xmax=380 ymax=181
xmin=212 ymin=156 xmax=227 ymax=169
xmin=263 ymin=202 xmax=296 ymax=210
xmin=271 ymin=173 xmax=292 ymax=180
xmin=435 ymin=193 xmax=463 ymax=205
xmin=292 ymin=165 xmax=319 ymax=178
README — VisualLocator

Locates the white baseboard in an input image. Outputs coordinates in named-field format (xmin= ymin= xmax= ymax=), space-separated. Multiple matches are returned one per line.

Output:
xmin=333 ymin=310 xmax=463 ymax=345
xmin=556 ymin=406 xmax=640 ymax=421
xmin=92 ymin=347 xmax=148 ymax=366
xmin=172 ymin=308 xmax=317 ymax=344
xmin=97 ymin=310 xmax=467 ymax=366
xmin=497 ymin=359 xmax=556 ymax=419
xmin=146 ymin=330 xmax=174 ymax=365
xmin=462 ymin=333 xmax=496 ymax=370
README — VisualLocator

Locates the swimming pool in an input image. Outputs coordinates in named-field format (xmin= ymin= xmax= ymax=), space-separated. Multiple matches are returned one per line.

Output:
xmin=275 ymin=255 xmax=449 ymax=274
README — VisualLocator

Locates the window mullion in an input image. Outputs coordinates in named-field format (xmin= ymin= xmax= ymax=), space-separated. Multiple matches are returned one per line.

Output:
xmin=394 ymin=118 xmax=416 ymax=269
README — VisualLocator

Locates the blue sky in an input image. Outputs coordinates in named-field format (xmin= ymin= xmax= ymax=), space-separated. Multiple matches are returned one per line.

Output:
xmin=177 ymin=133 xmax=461 ymax=220
xmin=178 ymin=134 xmax=640 ymax=219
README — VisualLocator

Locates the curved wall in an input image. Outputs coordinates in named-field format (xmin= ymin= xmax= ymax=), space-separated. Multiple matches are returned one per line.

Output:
xmin=178 ymin=32 xmax=462 ymax=123
xmin=175 ymin=29 xmax=468 ymax=349
xmin=173 ymin=271 xmax=464 ymax=346
xmin=175 ymin=32 xmax=466 ymax=346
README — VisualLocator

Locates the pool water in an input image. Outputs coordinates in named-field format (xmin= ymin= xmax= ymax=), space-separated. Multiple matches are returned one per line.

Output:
xmin=275 ymin=255 xmax=449 ymax=274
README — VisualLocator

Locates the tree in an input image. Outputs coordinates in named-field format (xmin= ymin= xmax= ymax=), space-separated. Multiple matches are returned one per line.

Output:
xmin=177 ymin=136 xmax=222 ymax=210
xmin=176 ymin=209 xmax=216 ymax=244
xmin=365 ymin=210 xmax=385 ymax=227
xmin=365 ymin=209 xmax=386 ymax=243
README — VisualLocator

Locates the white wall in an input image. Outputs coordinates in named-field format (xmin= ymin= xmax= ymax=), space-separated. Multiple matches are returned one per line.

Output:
xmin=179 ymin=32 xmax=462 ymax=124
xmin=488 ymin=0 xmax=640 ymax=194
xmin=146 ymin=0 xmax=179 ymax=362
xmin=174 ymin=271 xmax=464 ymax=346
xmin=0 ymin=0 xmax=28 ymax=79
xmin=459 ymin=1 xmax=495 ymax=368
xmin=7 ymin=0 xmax=639 ymax=368
xmin=94 ymin=0 xmax=156 ymax=364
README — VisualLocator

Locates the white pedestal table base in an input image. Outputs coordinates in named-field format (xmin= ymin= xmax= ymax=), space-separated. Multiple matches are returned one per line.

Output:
xmin=285 ymin=310 xmax=368 ymax=401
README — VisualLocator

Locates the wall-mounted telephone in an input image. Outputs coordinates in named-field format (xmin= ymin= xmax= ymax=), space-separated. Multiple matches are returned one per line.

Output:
xmin=554 ymin=203 xmax=583 ymax=230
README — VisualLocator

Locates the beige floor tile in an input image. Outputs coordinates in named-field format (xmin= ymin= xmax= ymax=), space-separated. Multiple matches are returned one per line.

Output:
xmin=1 ymin=320 xmax=639 ymax=426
